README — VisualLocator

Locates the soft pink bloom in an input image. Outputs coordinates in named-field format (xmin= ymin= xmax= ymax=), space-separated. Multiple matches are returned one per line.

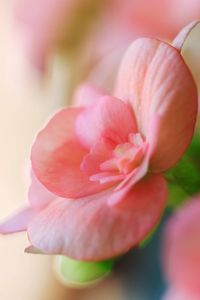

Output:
xmin=16 ymin=0 xmax=200 ymax=73
xmin=108 ymin=0 xmax=200 ymax=39
xmin=0 ymin=38 xmax=197 ymax=261
xmin=162 ymin=196 xmax=200 ymax=300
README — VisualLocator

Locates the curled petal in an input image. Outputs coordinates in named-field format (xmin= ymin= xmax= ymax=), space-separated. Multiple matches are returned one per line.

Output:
xmin=115 ymin=38 xmax=197 ymax=171
xmin=27 ymin=174 xmax=167 ymax=261
xmin=76 ymin=96 xmax=137 ymax=149
xmin=31 ymin=108 xmax=108 ymax=199
xmin=172 ymin=21 xmax=199 ymax=51
xmin=173 ymin=22 xmax=200 ymax=95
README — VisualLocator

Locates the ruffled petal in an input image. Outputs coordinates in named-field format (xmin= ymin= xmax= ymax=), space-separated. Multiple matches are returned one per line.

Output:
xmin=27 ymin=174 xmax=167 ymax=261
xmin=107 ymin=146 xmax=149 ymax=207
xmin=0 ymin=207 xmax=34 ymax=234
xmin=76 ymin=96 xmax=137 ymax=149
xmin=80 ymin=138 xmax=114 ymax=176
xmin=31 ymin=108 xmax=108 ymax=199
xmin=115 ymin=38 xmax=197 ymax=171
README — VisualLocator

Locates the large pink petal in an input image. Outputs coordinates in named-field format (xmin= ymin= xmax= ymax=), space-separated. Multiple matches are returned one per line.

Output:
xmin=76 ymin=96 xmax=137 ymax=149
xmin=115 ymin=38 xmax=197 ymax=171
xmin=28 ymin=171 xmax=55 ymax=208
xmin=31 ymin=108 xmax=108 ymax=199
xmin=27 ymin=174 xmax=167 ymax=261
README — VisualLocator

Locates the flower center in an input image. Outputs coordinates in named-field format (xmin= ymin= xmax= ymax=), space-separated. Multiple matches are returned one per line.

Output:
xmin=90 ymin=133 xmax=145 ymax=184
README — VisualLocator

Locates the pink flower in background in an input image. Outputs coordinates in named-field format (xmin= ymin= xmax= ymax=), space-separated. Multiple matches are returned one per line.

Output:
xmin=108 ymin=0 xmax=200 ymax=39
xmin=0 ymin=38 xmax=197 ymax=261
xmin=163 ymin=288 xmax=200 ymax=300
xmin=162 ymin=196 xmax=200 ymax=300
xmin=15 ymin=0 xmax=200 ymax=73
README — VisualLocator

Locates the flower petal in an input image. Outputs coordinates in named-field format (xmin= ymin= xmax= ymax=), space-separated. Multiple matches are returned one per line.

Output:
xmin=173 ymin=22 xmax=200 ymax=96
xmin=162 ymin=287 xmax=199 ymax=300
xmin=76 ymin=96 xmax=137 ymax=149
xmin=28 ymin=171 xmax=55 ymax=208
xmin=107 ymin=147 xmax=149 ymax=207
xmin=0 ymin=207 xmax=34 ymax=234
xmin=115 ymin=38 xmax=197 ymax=171
xmin=74 ymin=84 xmax=106 ymax=107
xmin=25 ymin=245 xmax=45 ymax=254
xmin=28 ymin=174 xmax=167 ymax=261
xmin=172 ymin=21 xmax=199 ymax=51
xmin=31 ymin=108 xmax=108 ymax=198
xmin=80 ymin=138 xmax=114 ymax=176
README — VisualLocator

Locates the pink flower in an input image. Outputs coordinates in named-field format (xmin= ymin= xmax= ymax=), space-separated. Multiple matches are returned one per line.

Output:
xmin=108 ymin=0 xmax=200 ymax=39
xmin=16 ymin=0 xmax=200 ymax=73
xmin=162 ymin=196 xmax=200 ymax=300
xmin=0 ymin=38 xmax=197 ymax=261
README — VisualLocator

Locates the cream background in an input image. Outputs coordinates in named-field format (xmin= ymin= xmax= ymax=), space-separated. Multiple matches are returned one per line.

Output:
xmin=0 ymin=2 xmax=67 ymax=299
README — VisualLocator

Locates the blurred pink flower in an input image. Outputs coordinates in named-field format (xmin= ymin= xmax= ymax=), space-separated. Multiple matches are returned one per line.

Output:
xmin=162 ymin=196 xmax=200 ymax=300
xmin=0 ymin=38 xmax=197 ymax=261
xmin=16 ymin=0 xmax=200 ymax=73
xmin=163 ymin=287 xmax=200 ymax=300
xmin=109 ymin=0 xmax=200 ymax=39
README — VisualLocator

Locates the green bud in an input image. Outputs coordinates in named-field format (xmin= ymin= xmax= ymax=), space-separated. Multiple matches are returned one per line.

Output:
xmin=54 ymin=255 xmax=114 ymax=288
